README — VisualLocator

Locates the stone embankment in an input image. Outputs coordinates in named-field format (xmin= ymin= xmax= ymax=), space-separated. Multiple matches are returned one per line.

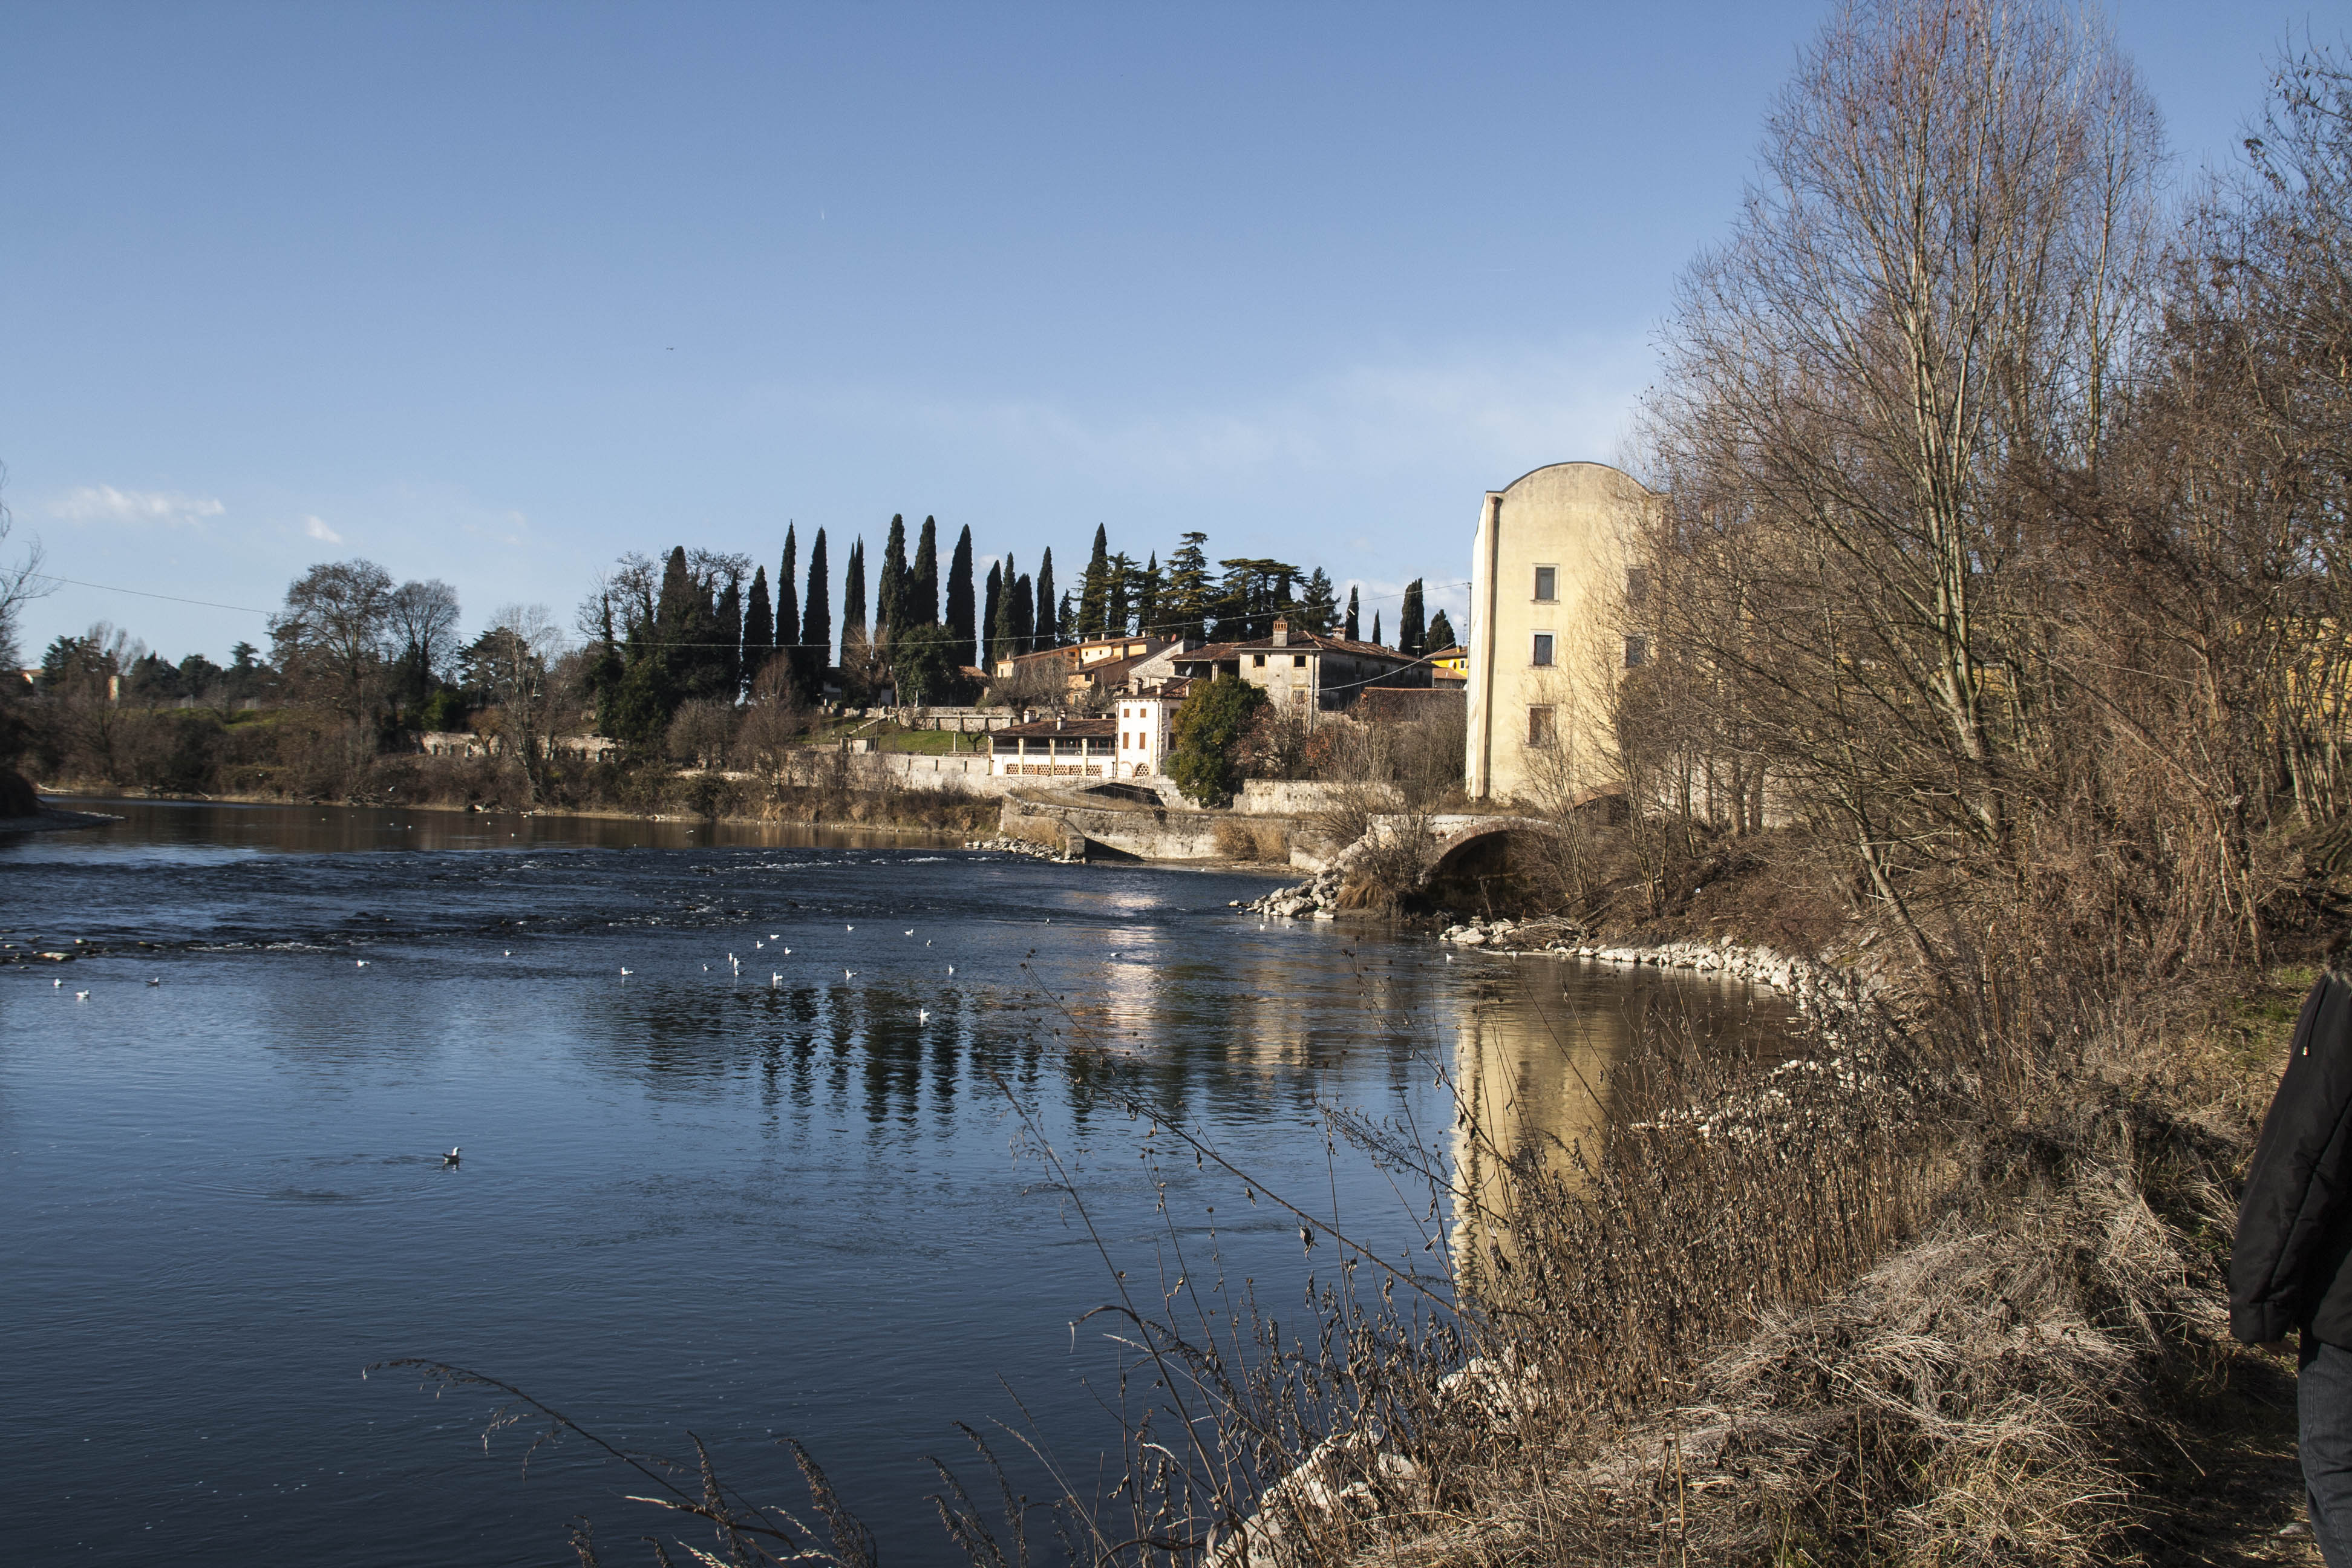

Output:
xmin=964 ymin=834 xmax=1075 ymax=862
xmin=1243 ymin=864 xmax=1887 ymax=1019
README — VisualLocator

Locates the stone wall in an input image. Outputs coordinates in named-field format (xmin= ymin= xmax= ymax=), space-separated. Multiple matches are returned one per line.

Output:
xmin=1233 ymin=779 xmax=1402 ymax=816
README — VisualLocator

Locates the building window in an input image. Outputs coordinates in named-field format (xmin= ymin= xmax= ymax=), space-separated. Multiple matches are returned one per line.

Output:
xmin=1625 ymin=636 xmax=1648 ymax=668
xmin=1293 ymin=653 xmax=1306 ymax=668
xmin=1253 ymin=653 xmax=1266 ymax=667
xmin=1531 ymin=632 xmax=1555 ymax=667
xmin=1625 ymin=567 xmax=1651 ymax=606
xmin=1527 ymin=705 xmax=1556 ymax=748
xmin=1534 ymin=565 xmax=1558 ymax=602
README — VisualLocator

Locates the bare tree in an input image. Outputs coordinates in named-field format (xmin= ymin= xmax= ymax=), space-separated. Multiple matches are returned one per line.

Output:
xmin=0 ymin=477 xmax=52 ymax=672
xmin=1642 ymin=0 xmax=2163 ymax=954
xmin=270 ymin=560 xmax=396 ymax=719
xmin=386 ymin=578 xmax=462 ymax=703
xmin=465 ymin=604 xmax=566 ymax=800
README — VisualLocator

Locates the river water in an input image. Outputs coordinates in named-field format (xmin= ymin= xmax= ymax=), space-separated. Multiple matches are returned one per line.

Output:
xmin=1 ymin=799 xmax=1793 ymax=1566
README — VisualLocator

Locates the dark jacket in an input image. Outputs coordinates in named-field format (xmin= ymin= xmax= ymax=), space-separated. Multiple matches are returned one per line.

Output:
xmin=2232 ymin=967 xmax=2352 ymax=1344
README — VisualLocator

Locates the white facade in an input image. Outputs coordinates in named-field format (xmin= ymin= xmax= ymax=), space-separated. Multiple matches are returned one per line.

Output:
xmin=1111 ymin=692 xmax=1178 ymax=778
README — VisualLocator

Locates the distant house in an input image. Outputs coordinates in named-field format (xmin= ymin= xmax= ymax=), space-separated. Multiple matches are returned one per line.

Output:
xmin=987 ymin=715 xmax=1117 ymax=779
xmin=1167 ymin=618 xmax=1424 ymax=720
xmin=990 ymin=636 xmax=1180 ymax=694
xmin=1108 ymin=679 xmax=1188 ymax=779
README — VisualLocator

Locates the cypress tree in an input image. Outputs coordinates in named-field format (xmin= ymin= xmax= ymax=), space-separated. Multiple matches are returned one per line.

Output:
xmin=1057 ymin=590 xmax=1076 ymax=644
xmin=655 ymin=546 xmax=696 ymax=643
xmin=980 ymin=560 xmax=1002 ymax=670
xmin=1106 ymin=552 xmax=1134 ymax=639
xmin=993 ymin=553 xmax=1019 ymax=661
xmin=777 ymin=526 xmax=801 ymax=689
xmin=843 ymin=538 xmax=868 ymax=645
xmin=1034 ymin=549 xmax=1057 ymax=650
xmin=745 ymin=566 xmax=774 ymax=687
xmin=1010 ymin=572 xmax=1034 ymax=655
xmin=1077 ymin=524 xmax=1110 ymax=639
xmin=1371 ymin=610 xmax=1382 ymax=647
xmin=1399 ymin=578 xmax=1426 ymax=658
xmin=947 ymin=527 xmax=977 ymax=667
xmin=913 ymin=516 xmax=940 ymax=629
xmin=716 ymin=571 xmax=743 ymax=699
xmin=877 ymin=514 xmax=908 ymax=642
xmin=1136 ymin=552 xmax=1161 ymax=639
xmin=1345 ymin=586 xmax=1361 ymax=641
xmin=1426 ymin=608 xmax=1457 ymax=652
xmin=802 ymin=529 xmax=831 ymax=692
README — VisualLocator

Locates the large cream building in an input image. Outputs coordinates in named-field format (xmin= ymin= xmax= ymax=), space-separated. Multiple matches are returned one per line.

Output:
xmin=1463 ymin=461 xmax=1658 ymax=806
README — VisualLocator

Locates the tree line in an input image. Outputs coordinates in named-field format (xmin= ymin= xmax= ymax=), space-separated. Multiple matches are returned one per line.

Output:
xmin=569 ymin=514 xmax=1455 ymax=748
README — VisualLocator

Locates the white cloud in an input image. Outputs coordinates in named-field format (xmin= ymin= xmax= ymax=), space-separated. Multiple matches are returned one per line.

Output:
xmin=51 ymin=485 xmax=226 ymax=528
xmin=302 ymin=515 xmax=344 ymax=544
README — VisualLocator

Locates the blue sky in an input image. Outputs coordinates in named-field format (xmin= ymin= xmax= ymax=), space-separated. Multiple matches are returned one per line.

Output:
xmin=2 ymin=1 xmax=2331 ymax=663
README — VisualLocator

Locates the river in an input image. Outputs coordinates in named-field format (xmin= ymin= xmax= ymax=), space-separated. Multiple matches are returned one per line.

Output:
xmin=1 ymin=798 xmax=1793 ymax=1566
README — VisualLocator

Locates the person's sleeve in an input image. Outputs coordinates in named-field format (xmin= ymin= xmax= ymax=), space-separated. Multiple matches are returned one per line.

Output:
xmin=2232 ymin=976 xmax=2352 ymax=1342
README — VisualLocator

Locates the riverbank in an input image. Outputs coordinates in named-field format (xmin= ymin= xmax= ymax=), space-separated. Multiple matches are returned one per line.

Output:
xmin=1211 ymin=831 xmax=2320 ymax=1567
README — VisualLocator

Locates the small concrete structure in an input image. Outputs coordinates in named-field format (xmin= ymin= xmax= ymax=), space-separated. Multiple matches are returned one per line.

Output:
xmin=1463 ymin=462 xmax=1658 ymax=805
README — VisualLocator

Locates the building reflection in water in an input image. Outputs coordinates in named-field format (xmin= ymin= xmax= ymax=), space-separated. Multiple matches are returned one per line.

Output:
xmin=1449 ymin=963 xmax=1798 ymax=1282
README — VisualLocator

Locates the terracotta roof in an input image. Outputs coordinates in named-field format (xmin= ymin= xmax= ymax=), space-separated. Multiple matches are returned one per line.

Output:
xmin=990 ymin=717 xmax=1117 ymax=740
xmin=1173 ymin=628 xmax=1419 ymax=663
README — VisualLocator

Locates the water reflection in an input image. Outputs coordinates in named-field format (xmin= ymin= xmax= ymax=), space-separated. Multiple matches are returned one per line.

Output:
xmin=1451 ymin=961 xmax=1800 ymax=1278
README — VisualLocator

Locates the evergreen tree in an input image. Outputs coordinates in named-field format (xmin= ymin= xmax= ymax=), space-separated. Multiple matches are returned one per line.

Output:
xmin=801 ymin=529 xmax=831 ymax=693
xmin=912 ymin=515 xmax=940 ymax=629
xmin=777 ymin=526 xmax=801 ymax=689
xmin=1034 ymin=549 xmax=1057 ymax=649
xmin=1164 ymin=532 xmax=1214 ymax=641
xmin=1165 ymin=674 xmax=1270 ymax=807
xmin=947 ymin=525 xmax=977 ymax=667
xmin=744 ymin=566 xmax=774 ymax=685
xmin=992 ymin=553 xmax=1019 ymax=661
xmin=1010 ymin=573 xmax=1034 ymax=654
xmin=876 ymin=515 xmax=907 ymax=642
xmin=1345 ymin=586 xmax=1361 ymax=641
xmin=716 ymin=570 xmax=743 ymax=698
xmin=1299 ymin=568 xmax=1337 ymax=635
xmin=1399 ymin=578 xmax=1426 ymax=658
xmin=655 ymin=546 xmax=696 ymax=642
xmin=1077 ymin=524 xmax=1111 ymax=639
xmin=843 ymin=538 xmax=868 ymax=646
xmin=1135 ymin=552 xmax=1162 ymax=639
xmin=980 ymin=560 xmax=1002 ymax=669
xmin=1057 ymin=591 xmax=1075 ymax=644
xmin=1426 ymin=608 xmax=1457 ymax=652
xmin=1105 ymin=552 xmax=1135 ymax=639
xmin=1371 ymin=610 xmax=1382 ymax=647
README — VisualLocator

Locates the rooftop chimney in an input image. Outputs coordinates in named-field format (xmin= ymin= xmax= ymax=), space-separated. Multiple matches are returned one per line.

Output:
xmin=1272 ymin=617 xmax=1289 ymax=647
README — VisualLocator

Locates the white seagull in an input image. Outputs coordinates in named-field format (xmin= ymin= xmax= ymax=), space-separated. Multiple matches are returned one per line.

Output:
xmin=74 ymin=990 xmax=90 ymax=1001
xmin=918 ymin=1008 xmax=930 ymax=1022
xmin=843 ymin=969 xmax=856 ymax=981
xmin=356 ymin=959 xmax=370 ymax=968
xmin=443 ymin=1146 xmax=460 ymax=1167
xmin=770 ymin=973 xmax=781 ymax=987
xmin=846 ymin=924 xmax=855 ymax=932
xmin=147 ymin=976 xmax=162 ymax=987
xmin=947 ymin=965 xmax=954 ymax=975
xmin=904 ymin=929 xmax=913 ymax=936
xmin=619 ymin=967 xmax=632 ymax=976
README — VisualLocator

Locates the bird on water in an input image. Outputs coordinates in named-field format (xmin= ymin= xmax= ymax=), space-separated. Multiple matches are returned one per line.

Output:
xmin=443 ymin=1147 xmax=460 ymax=1167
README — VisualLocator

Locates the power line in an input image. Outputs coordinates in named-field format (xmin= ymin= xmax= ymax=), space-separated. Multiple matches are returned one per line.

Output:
xmin=26 ymin=571 xmax=273 ymax=616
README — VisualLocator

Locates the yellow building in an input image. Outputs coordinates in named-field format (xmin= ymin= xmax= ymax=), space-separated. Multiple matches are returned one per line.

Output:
xmin=1463 ymin=461 xmax=1658 ymax=806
